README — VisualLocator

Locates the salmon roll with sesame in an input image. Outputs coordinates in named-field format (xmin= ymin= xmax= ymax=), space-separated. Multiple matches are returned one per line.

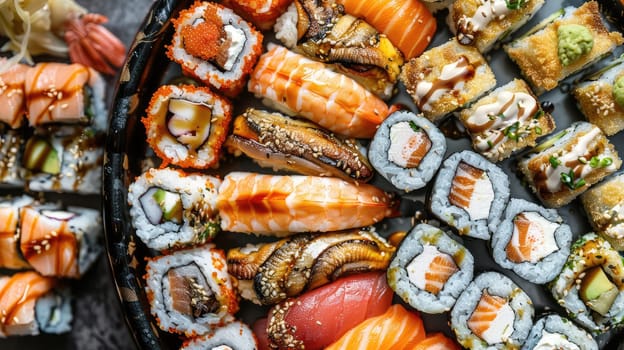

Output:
xmin=167 ymin=1 xmax=263 ymax=97
xmin=0 ymin=196 xmax=34 ymax=270
xmin=144 ymin=245 xmax=239 ymax=337
xmin=143 ymin=85 xmax=232 ymax=169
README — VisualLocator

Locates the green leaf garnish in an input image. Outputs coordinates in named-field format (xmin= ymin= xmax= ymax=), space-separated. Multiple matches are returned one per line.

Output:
xmin=533 ymin=109 xmax=545 ymax=119
xmin=534 ymin=126 xmax=542 ymax=135
xmin=503 ymin=121 xmax=521 ymax=141
xmin=198 ymin=221 xmax=220 ymax=242
xmin=560 ymin=169 xmax=585 ymax=190
xmin=487 ymin=140 xmax=494 ymax=149
xmin=588 ymin=156 xmax=613 ymax=168
xmin=505 ymin=0 xmax=526 ymax=10
xmin=549 ymin=155 xmax=561 ymax=168
xmin=408 ymin=121 xmax=421 ymax=132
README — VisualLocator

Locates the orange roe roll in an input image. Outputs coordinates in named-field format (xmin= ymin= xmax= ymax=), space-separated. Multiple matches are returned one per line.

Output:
xmin=167 ymin=1 xmax=263 ymax=98
xmin=143 ymin=85 xmax=232 ymax=169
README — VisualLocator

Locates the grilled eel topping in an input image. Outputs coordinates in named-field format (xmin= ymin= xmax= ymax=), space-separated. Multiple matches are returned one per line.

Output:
xmin=226 ymin=108 xmax=374 ymax=182
xmin=227 ymin=229 xmax=395 ymax=305
xmin=292 ymin=0 xmax=404 ymax=99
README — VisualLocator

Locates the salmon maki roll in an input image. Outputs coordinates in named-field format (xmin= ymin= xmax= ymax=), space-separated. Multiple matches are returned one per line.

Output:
xmin=24 ymin=62 xmax=107 ymax=129
xmin=0 ymin=196 xmax=33 ymax=270
xmin=0 ymin=271 xmax=72 ymax=337
xmin=0 ymin=62 xmax=29 ymax=129
xmin=325 ymin=304 xmax=426 ymax=350
xmin=491 ymin=198 xmax=572 ymax=284
xmin=451 ymin=272 xmax=534 ymax=349
xmin=429 ymin=150 xmax=510 ymax=239
xmin=336 ymin=0 xmax=437 ymax=59
xmin=19 ymin=204 xmax=102 ymax=279
xmin=223 ymin=0 xmax=292 ymax=30
xmin=227 ymin=229 xmax=395 ymax=305
xmin=248 ymin=44 xmax=389 ymax=138
xmin=144 ymin=245 xmax=239 ymax=337
xmin=522 ymin=314 xmax=598 ymax=350
xmin=143 ymin=84 xmax=232 ymax=169
xmin=167 ymin=1 xmax=263 ymax=97
xmin=216 ymin=172 xmax=397 ymax=235
xmin=387 ymin=223 xmax=474 ymax=314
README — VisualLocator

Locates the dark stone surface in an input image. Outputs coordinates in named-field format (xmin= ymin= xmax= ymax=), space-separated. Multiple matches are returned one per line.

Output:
xmin=0 ymin=0 xmax=155 ymax=349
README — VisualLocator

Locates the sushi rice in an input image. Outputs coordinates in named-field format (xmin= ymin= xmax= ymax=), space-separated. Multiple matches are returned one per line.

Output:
xmin=522 ymin=314 xmax=598 ymax=350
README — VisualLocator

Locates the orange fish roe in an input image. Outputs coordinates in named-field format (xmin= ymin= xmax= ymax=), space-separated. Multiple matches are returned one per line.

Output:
xmin=180 ymin=7 xmax=224 ymax=61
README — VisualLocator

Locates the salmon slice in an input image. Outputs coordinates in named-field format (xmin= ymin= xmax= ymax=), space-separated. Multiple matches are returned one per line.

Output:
xmin=216 ymin=172 xmax=397 ymax=235
xmin=24 ymin=62 xmax=96 ymax=126
xmin=414 ymin=333 xmax=461 ymax=350
xmin=0 ymin=63 xmax=28 ymax=129
xmin=326 ymin=304 xmax=426 ymax=350
xmin=449 ymin=162 xmax=483 ymax=208
xmin=0 ymin=205 xmax=29 ymax=270
xmin=506 ymin=213 xmax=533 ymax=263
xmin=505 ymin=212 xmax=560 ymax=263
xmin=19 ymin=207 xmax=79 ymax=278
xmin=0 ymin=271 xmax=55 ymax=336
xmin=425 ymin=254 xmax=459 ymax=294
xmin=467 ymin=292 xmax=512 ymax=342
xmin=248 ymin=45 xmax=389 ymax=138
xmin=337 ymin=0 xmax=436 ymax=59
xmin=405 ymin=132 xmax=432 ymax=168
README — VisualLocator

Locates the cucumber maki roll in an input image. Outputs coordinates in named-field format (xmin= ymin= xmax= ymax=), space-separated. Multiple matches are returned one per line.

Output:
xmin=451 ymin=271 xmax=534 ymax=349
xmin=387 ymin=223 xmax=474 ymax=313
xmin=369 ymin=111 xmax=446 ymax=192
xmin=429 ymin=150 xmax=510 ymax=239
xmin=522 ymin=314 xmax=598 ymax=350
xmin=491 ymin=198 xmax=572 ymax=284
xmin=128 ymin=167 xmax=221 ymax=251
xmin=550 ymin=233 xmax=624 ymax=333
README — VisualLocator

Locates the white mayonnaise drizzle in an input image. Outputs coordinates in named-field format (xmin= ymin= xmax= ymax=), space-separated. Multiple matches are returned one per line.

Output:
xmin=415 ymin=57 xmax=473 ymax=112
xmin=460 ymin=0 xmax=513 ymax=36
xmin=606 ymin=202 xmax=624 ymax=239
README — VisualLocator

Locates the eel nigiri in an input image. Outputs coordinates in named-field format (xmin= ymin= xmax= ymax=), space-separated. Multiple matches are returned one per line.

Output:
xmin=336 ymin=0 xmax=436 ymax=59
xmin=248 ymin=44 xmax=389 ymax=138
xmin=325 ymin=304 xmax=426 ymax=350
xmin=256 ymin=272 xmax=393 ymax=350
xmin=216 ymin=172 xmax=397 ymax=235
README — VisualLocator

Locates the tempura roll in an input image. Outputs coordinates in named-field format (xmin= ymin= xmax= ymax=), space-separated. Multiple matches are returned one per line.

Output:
xmin=581 ymin=172 xmax=624 ymax=250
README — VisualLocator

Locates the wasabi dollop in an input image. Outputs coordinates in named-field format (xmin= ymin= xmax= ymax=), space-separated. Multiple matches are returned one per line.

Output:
xmin=614 ymin=76 xmax=624 ymax=108
xmin=557 ymin=24 xmax=594 ymax=66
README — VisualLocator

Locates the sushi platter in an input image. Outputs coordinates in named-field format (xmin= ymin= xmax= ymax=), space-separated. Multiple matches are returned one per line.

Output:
xmin=104 ymin=0 xmax=624 ymax=349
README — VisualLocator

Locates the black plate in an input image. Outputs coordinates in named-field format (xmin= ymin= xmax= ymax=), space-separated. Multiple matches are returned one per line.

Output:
xmin=104 ymin=0 xmax=624 ymax=348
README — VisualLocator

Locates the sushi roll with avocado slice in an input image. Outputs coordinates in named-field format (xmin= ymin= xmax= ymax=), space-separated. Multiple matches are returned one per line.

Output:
xmin=522 ymin=314 xmax=598 ymax=350
xmin=491 ymin=198 xmax=572 ymax=284
xmin=143 ymin=84 xmax=232 ymax=169
xmin=451 ymin=271 xmax=534 ymax=349
xmin=369 ymin=111 xmax=447 ymax=192
xmin=429 ymin=150 xmax=510 ymax=239
xmin=387 ymin=223 xmax=474 ymax=313
xmin=448 ymin=0 xmax=545 ymax=53
xmin=144 ymin=245 xmax=239 ymax=337
xmin=519 ymin=121 xmax=621 ymax=208
xmin=582 ymin=172 xmax=624 ymax=250
xmin=128 ymin=167 xmax=221 ymax=251
xmin=23 ymin=127 xmax=104 ymax=195
xmin=458 ymin=79 xmax=556 ymax=162
xmin=573 ymin=55 xmax=624 ymax=136
xmin=550 ymin=233 xmax=624 ymax=333
xmin=505 ymin=1 xmax=624 ymax=94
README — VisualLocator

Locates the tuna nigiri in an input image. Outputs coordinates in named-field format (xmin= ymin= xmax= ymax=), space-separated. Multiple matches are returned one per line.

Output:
xmin=248 ymin=44 xmax=389 ymax=138
xmin=336 ymin=0 xmax=436 ymax=59
xmin=216 ymin=172 xmax=397 ymax=235
xmin=325 ymin=304 xmax=427 ymax=350
xmin=256 ymin=272 xmax=393 ymax=350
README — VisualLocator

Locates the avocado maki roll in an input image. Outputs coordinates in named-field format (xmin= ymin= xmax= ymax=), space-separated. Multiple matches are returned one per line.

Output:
xmin=550 ymin=233 xmax=624 ymax=333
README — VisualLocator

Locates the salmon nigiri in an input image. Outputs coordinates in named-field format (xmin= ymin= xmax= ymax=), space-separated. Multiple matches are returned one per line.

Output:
xmin=326 ymin=304 xmax=427 ymax=350
xmin=255 ymin=272 xmax=393 ymax=350
xmin=336 ymin=0 xmax=436 ymax=59
xmin=248 ymin=44 xmax=389 ymax=138
xmin=216 ymin=172 xmax=397 ymax=235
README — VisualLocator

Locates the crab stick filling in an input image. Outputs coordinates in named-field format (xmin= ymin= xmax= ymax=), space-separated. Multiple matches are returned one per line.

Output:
xmin=467 ymin=292 xmax=514 ymax=345
xmin=449 ymin=162 xmax=494 ymax=221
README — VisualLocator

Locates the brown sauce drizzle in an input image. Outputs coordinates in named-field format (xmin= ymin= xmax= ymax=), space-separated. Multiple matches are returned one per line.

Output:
xmin=417 ymin=56 xmax=475 ymax=111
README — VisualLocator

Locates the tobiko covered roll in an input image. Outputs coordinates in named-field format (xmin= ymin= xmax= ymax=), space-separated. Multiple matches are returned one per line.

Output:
xmin=143 ymin=84 xmax=232 ymax=169
xmin=429 ymin=150 xmax=510 ymax=239
xmin=451 ymin=272 xmax=534 ymax=349
xmin=248 ymin=44 xmax=389 ymax=138
xmin=0 ymin=271 xmax=72 ymax=337
xmin=167 ymin=1 xmax=263 ymax=97
xmin=128 ymin=167 xmax=221 ymax=251
xmin=491 ymin=198 xmax=572 ymax=284
xmin=522 ymin=314 xmax=598 ymax=350
xmin=227 ymin=229 xmax=395 ymax=305
xmin=19 ymin=204 xmax=102 ymax=279
xmin=519 ymin=121 xmax=621 ymax=208
xmin=369 ymin=110 xmax=446 ymax=192
xmin=226 ymin=108 xmax=374 ymax=182
xmin=144 ymin=245 xmax=238 ymax=337
xmin=387 ymin=223 xmax=474 ymax=314
xmin=0 ymin=195 xmax=34 ymax=270
xmin=550 ymin=233 xmax=624 ymax=333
